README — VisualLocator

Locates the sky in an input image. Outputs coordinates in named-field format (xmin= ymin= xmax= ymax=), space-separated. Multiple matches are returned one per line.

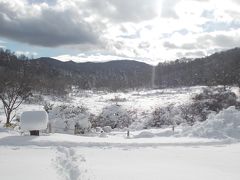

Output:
xmin=0 ymin=0 xmax=240 ymax=65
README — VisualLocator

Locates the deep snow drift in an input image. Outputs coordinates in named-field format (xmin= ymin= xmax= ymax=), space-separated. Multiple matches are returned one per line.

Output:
xmin=181 ymin=106 xmax=240 ymax=139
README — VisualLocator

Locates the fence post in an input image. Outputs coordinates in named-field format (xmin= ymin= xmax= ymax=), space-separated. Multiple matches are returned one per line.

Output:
xmin=47 ymin=122 xmax=52 ymax=133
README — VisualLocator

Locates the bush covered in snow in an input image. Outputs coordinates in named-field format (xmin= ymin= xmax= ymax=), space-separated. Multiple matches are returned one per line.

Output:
xmin=48 ymin=104 xmax=92 ymax=134
xmin=145 ymin=104 xmax=182 ymax=128
xmin=91 ymin=104 xmax=135 ymax=129
xmin=145 ymin=87 xmax=239 ymax=128
xmin=181 ymin=106 xmax=240 ymax=139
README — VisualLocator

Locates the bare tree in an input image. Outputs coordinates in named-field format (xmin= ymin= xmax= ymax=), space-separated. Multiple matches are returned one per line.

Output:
xmin=0 ymin=52 xmax=32 ymax=126
xmin=0 ymin=75 xmax=31 ymax=125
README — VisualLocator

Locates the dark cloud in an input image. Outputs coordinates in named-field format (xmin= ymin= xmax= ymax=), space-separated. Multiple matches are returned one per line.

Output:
xmin=0 ymin=1 xmax=100 ymax=47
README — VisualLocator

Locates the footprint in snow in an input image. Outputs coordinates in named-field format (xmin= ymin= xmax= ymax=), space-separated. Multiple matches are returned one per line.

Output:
xmin=53 ymin=146 xmax=88 ymax=180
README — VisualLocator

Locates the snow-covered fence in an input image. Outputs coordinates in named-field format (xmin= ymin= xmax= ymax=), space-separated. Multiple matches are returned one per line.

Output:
xmin=20 ymin=111 xmax=48 ymax=136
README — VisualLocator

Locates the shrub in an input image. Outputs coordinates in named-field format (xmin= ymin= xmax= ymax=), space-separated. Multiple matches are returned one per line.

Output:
xmin=146 ymin=104 xmax=182 ymax=128
xmin=92 ymin=104 xmax=134 ymax=129
xmin=48 ymin=104 xmax=92 ymax=134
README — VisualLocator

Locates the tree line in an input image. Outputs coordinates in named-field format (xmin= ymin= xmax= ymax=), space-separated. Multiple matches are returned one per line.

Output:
xmin=0 ymin=47 xmax=240 ymax=125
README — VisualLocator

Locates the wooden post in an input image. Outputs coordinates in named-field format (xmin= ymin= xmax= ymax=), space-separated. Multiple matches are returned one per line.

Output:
xmin=127 ymin=130 xmax=130 ymax=138
xmin=30 ymin=130 xmax=39 ymax=136
xmin=47 ymin=122 xmax=52 ymax=133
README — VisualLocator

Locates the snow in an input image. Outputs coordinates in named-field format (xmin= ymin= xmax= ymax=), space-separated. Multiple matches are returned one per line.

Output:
xmin=0 ymin=146 xmax=58 ymax=180
xmin=0 ymin=128 xmax=240 ymax=180
xmin=78 ymin=145 xmax=240 ymax=180
xmin=20 ymin=111 xmax=48 ymax=131
xmin=181 ymin=106 xmax=240 ymax=139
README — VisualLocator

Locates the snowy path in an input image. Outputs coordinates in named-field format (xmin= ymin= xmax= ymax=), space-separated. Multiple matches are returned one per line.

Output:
xmin=54 ymin=146 xmax=90 ymax=180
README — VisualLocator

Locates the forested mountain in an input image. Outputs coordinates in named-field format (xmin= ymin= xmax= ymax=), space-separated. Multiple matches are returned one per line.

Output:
xmin=34 ymin=57 xmax=153 ymax=91
xmin=0 ymin=47 xmax=240 ymax=94
xmin=155 ymin=48 xmax=240 ymax=88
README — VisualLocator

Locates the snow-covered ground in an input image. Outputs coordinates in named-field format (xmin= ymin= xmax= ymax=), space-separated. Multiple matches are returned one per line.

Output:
xmin=1 ymin=86 xmax=240 ymax=180
xmin=0 ymin=128 xmax=240 ymax=180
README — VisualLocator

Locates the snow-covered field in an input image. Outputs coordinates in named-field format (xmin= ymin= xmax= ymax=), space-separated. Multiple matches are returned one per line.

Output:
xmin=0 ymin=86 xmax=201 ymax=130
xmin=1 ymin=86 xmax=240 ymax=180
xmin=0 ymin=128 xmax=240 ymax=180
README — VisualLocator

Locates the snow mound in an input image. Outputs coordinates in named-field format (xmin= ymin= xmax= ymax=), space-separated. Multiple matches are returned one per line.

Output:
xmin=133 ymin=129 xmax=176 ymax=138
xmin=182 ymin=106 xmax=240 ymax=139
xmin=134 ymin=131 xmax=155 ymax=138
xmin=20 ymin=111 xmax=48 ymax=131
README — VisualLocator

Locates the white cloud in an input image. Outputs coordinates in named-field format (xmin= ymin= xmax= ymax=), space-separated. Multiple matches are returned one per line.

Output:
xmin=53 ymin=53 xmax=129 ymax=63
xmin=15 ymin=50 xmax=38 ymax=57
